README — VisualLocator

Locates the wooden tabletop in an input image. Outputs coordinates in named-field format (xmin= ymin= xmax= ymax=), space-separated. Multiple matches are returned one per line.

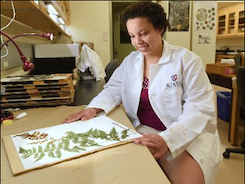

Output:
xmin=1 ymin=105 xmax=170 ymax=184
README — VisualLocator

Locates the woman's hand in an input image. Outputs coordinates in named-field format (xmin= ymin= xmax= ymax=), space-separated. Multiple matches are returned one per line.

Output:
xmin=133 ymin=134 xmax=169 ymax=159
xmin=63 ymin=108 xmax=103 ymax=123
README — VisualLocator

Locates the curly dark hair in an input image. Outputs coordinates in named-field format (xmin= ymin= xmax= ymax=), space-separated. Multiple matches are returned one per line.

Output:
xmin=121 ymin=1 xmax=169 ymax=36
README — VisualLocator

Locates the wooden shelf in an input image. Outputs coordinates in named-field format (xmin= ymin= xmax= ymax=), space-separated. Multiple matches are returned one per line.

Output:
xmin=0 ymin=1 xmax=70 ymax=37
xmin=217 ymin=34 xmax=244 ymax=39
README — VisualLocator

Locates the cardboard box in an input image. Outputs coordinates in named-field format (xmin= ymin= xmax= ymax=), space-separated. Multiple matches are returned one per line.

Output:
xmin=206 ymin=63 xmax=235 ymax=76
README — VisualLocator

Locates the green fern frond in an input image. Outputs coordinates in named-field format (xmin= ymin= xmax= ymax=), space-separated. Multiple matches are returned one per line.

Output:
xmin=35 ymin=152 xmax=45 ymax=162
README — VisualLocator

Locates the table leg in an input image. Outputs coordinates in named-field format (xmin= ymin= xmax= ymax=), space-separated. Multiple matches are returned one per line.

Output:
xmin=229 ymin=78 xmax=240 ymax=146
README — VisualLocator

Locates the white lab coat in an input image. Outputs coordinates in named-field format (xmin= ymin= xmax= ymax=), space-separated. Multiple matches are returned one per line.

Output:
xmin=76 ymin=44 xmax=106 ymax=81
xmin=87 ymin=41 xmax=221 ymax=184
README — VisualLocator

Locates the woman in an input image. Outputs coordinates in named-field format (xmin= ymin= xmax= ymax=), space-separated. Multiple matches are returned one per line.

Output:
xmin=64 ymin=2 xmax=221 ymax=184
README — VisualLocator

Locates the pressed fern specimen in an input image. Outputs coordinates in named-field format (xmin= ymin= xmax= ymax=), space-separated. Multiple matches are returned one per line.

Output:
xmin=17 ymin=127 xmax=130 ymax=162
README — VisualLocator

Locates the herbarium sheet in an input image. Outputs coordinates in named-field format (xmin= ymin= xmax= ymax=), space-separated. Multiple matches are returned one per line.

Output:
xmin=3 ymin=116 xmax=141 ymax=175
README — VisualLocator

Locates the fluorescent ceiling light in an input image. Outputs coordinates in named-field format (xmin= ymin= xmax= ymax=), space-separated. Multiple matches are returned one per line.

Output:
xmin=60 ymin=25 xmax=65 ymax=30
xmin=58 ymin=17 xmax=65 ymax=25
xmin=49 ymin=14 xmax=58 ymax=24
xmin=47 ymin=4 xmax=58 ymax=15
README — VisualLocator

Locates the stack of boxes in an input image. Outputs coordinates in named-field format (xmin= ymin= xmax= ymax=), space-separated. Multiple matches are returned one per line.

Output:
xmin=1 ymin=74 xmax=75 ymax=109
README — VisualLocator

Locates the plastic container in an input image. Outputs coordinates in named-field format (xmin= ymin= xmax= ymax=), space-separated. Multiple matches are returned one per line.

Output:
xmin=216 ymin=91 xmax=232 ymax=122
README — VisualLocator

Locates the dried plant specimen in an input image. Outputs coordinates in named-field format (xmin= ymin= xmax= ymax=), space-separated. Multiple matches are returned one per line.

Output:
xmin=14 ymin=131 xmax=48 ymax=140
xmin=8 ymin=116 xmax=142 ymax=173
xmin=17 ymin=127 xmax=130 ymax=162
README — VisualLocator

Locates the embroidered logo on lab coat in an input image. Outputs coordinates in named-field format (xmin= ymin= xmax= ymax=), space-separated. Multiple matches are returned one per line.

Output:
xmin=171 ymin=74 xmax=177 ymax=82
xmin=167 ymin=74 xmax=182 ymax=89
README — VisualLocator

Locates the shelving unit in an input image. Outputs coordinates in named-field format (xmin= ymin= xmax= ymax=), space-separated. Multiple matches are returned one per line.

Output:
xmin=0 ymin=1 xmax=70 ymax=37
xmin=1 ymin=74 xmax=75 ymax=108
xmin=217 ymin=3 xmax=244 ymax=39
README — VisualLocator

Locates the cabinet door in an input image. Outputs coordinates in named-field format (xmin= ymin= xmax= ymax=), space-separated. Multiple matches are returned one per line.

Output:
xmin=218 ymin=15 xmax=226 ymax=35
xmin=238 ymin=10 xmax=245 ymax=34
xmin=228 ymin=12 xmax=235 ymax=34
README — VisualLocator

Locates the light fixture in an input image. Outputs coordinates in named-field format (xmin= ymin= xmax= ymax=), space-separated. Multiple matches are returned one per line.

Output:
xmin=0 ymin=32 xmax=53 ymax=72
xmin=1 ymin=32 xmax=53 ymax=50
xmin=1 ymin=32 xmax=34 ymax=71
xmin=58 ymin=17 xmax=65 ymax=25
xmin=60 ymin=25 xmax=65 ymax=30
xmin=47 ymin=4 xmax=58 ymax=15
xmin=49 ymin=14 xmax=59 ymax=24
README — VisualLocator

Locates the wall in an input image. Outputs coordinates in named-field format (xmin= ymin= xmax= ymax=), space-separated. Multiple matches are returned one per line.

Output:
xmin=112 ymin=2 xmax=135 ymax=64
xmin=216 ymin=37 xmax=244 ymax=51
xmin=159 ymin=1 xmax=217 ymax=66
xmin=66 ymin=1 xmax=111 ymax=68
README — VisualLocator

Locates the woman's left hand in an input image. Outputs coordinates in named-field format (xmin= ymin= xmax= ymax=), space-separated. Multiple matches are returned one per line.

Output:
xmin=133 ymin=134 xmax=169 ymax=159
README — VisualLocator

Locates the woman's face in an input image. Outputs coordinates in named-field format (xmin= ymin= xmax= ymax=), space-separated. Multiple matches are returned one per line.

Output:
xmin=126 ymin=17 xmax=163 ymax=57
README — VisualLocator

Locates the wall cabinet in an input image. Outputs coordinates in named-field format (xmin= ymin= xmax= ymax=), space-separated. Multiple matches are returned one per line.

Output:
xmin=1 ymin=1 xmax=70 ymax=36
xmin=217 ymin=3 xmax=244 ymax=39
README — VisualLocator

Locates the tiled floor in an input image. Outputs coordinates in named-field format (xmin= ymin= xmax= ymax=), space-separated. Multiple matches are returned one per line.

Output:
xmin=213 ymin=85 xmax=244 ymax=184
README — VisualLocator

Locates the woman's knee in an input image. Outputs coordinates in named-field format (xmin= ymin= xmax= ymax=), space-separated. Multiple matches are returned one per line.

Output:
xmin=158 ymin=151 xmax=205 ymax=184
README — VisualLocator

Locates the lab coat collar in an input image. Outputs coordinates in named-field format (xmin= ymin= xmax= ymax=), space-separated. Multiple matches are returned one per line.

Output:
xmin=134 ymin=53 xmax=144 ymax=82
xmin=159 ymin=40 xmax=171 ymax=64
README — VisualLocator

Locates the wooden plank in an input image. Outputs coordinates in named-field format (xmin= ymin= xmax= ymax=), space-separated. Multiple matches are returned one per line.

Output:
xmin=2 ymin=85 xmax=71 ymax=93
xmin=3 ymin=89 xmax=71 ymax=95
xmin=229 ymin=78 xmax=240 ymax=146
xmin=1 ymin=91 xmax=71 ymax=100
xmin=1 ymin=75 xmax=75 ymax=108
xmin=1 ymin=74 xmax=72 ymax=85
xmin=1 ymin=96 xmax=70 ymax=103
xmin=0 ymin=99 xmax=72 ymax=108
xmin=1 ymin=85 xmax=75 ymax=102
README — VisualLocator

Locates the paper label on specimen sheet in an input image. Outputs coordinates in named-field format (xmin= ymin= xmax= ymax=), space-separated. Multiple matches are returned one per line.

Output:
xmin=10 ymin=116 xmax=141 ymax=170
xmin=194 ymin=2 xmax=217 ymax=32
xmin=198 ymin=33 xmax=211 ymax=44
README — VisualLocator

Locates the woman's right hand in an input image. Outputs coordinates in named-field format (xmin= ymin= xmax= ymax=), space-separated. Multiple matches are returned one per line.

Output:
xmin=63 ymin=108 xmax=103 ymax=123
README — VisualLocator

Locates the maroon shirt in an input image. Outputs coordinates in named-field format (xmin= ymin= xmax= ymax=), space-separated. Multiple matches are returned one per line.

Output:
xmin=137 ymin=77 xmax=166 ymax=131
